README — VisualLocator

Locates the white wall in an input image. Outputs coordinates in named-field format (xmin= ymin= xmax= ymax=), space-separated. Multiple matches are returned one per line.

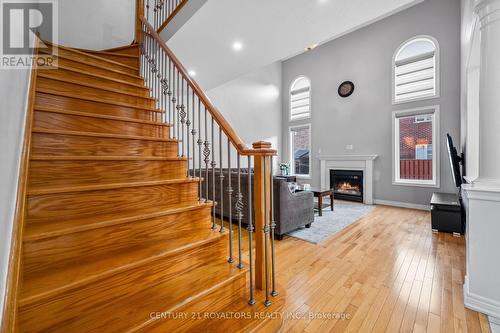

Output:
xmin=206 ymin=62 xmax=283 ymax=162
xmin=56 ymin=0 xmax=135 ymax=49
xmin=0 ymin=68 xmax=31 ymax=324
xmin=461 ymin=0 xmax=481 ymax=181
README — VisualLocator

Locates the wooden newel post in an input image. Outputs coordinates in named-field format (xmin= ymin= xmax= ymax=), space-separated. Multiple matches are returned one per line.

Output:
xmin=252 ymin=141 xmax=273 ymax=291
xmin=135 ymin=0 xmax=145 ymax=44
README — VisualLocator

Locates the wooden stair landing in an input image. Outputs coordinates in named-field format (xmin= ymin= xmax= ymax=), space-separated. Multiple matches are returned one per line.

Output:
xmin=14 ymin=42 xmax=284 ymax=332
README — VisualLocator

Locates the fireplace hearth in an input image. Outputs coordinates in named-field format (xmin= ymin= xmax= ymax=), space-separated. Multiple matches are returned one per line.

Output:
xmin=330 ymin=170 xmax=363 ymax=202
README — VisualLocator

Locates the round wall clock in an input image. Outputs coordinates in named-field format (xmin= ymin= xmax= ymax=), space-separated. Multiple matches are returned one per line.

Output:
xmin=338 ymin=81 xmax=355 ymax=98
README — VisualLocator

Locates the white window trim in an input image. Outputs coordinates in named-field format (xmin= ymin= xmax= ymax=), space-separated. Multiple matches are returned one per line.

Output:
xmin=289 ymin=76 xmax=312 ymax=122
xmin=392 ymin=35 xmax=440 ymax=105
xmin=392 ymin=105 xmax=440 ymax=188
xmin=289 ymin=123 xmax=312 ymax=179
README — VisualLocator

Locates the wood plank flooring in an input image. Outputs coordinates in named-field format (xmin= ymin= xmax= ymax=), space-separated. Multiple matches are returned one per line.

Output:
xmin=230 ymin=204 xmax=490 ymax=333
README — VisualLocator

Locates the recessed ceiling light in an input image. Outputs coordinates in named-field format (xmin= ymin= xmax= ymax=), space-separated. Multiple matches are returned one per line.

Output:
xmin=305 ymin=43 xmax=318 ymax=51
xmin=188 ymin=70 xmax=196 ymax=77
xmin=232 ymin=41 xmax=243 ymax=51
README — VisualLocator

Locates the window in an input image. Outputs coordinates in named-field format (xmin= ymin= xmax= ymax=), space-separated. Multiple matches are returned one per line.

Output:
xmin=393 ymin=36 xmax=439 ymax=104
xmin=289 ymin=124 xmax=311 ymax=177
xmin=393 ymin=106 xmax=440 ymax=187
xmin=415 ymin=144 xmax=432 ymax=160
xmin=290 ymin=76 xmax=311 ymax=121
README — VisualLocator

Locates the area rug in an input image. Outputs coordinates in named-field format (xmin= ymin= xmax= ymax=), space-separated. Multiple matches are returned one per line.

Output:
xmin=286 ymin=201 xmax=375 ymax=244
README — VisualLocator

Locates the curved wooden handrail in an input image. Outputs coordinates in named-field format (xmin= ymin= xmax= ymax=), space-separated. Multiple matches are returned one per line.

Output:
xmin=140 ymin=16 xmax=276 ymax=156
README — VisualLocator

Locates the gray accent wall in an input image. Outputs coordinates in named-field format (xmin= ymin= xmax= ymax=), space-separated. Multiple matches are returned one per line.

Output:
xmin=281 ymin=0 xmax=461 ymax=207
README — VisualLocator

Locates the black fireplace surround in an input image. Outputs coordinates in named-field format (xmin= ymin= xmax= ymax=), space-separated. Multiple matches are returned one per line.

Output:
xmin=330 ymin=170 xmax=364 ymax=202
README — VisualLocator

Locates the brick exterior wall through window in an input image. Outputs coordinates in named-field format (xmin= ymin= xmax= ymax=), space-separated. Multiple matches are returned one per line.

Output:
xmin=398 ymin=115 xmax=433 ymax=180
xmin=399 ymin=117 xmax=433 ymax=160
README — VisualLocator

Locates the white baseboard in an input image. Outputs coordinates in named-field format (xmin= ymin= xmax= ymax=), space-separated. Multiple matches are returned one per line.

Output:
xmin=373 ymin=199 xmax=430 ymax=211
xmin=464 ymin=276 xmax=500 ymax=328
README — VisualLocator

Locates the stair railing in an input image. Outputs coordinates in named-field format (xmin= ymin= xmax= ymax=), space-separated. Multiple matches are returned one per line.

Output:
xmin=138 ymin=17 xmax=278 ymax=306
xmin=140 ymin=0 xmax=189 ymax=32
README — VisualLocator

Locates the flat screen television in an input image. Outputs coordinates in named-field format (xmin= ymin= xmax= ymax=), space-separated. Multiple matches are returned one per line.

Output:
xmin=446 ymin=133 xmax=463 ymax=187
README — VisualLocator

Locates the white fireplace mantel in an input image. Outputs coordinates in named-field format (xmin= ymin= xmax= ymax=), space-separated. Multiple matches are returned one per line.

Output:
xmin=318 ymin=155 xmax=378 ymax=204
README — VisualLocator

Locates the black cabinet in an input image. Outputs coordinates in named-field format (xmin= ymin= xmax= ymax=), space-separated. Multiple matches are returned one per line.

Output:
xmin=430 ymin=192 xmax=464 ymax=235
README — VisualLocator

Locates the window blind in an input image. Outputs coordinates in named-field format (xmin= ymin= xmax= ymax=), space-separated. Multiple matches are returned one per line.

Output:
xmin=395 ymin=51 xmax=436 ymax=102
xmin=290 ymin=86 xmax=310 ymax=120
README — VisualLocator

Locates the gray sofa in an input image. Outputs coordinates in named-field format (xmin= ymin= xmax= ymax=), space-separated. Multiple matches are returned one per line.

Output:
xmin=198 ymin=169 xmax=314 ymax=239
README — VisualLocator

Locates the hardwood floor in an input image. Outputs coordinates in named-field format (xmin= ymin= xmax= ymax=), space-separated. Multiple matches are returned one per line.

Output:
xmin=231 ymin=204 xmax=490 ymax=333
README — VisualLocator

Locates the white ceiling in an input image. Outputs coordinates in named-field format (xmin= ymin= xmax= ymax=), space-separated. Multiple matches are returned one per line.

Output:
xmin=167 ymin=0 xmax=424 ymax=90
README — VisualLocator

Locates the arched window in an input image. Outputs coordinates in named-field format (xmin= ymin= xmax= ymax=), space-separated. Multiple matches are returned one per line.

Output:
xmin=290 ymin=76 xmax=311 ymax=121
xmin=393 ymin=36 xmax=439 ymax=104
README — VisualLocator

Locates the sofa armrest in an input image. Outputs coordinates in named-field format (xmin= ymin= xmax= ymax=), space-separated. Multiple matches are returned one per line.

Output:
xmin=274 ymin=184 xmax=314 ymax=235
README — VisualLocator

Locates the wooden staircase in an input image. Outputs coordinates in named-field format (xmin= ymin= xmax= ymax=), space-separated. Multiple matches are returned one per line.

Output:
xmin=11 ymin=43 xmax=284 ymax=332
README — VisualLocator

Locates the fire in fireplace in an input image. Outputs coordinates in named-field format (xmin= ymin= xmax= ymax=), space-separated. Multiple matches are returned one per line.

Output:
xmin=330 ymin=170 xmax=364 ymax=202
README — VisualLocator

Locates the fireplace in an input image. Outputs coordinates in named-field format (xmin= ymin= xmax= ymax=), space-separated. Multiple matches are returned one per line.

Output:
xmin=330 ymin=170 xmax=363 ymax=202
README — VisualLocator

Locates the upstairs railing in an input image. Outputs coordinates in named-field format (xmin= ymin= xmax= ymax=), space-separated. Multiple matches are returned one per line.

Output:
xmin=136 ymin=12 xmax=278 ymax=306
xmin=139 ymin=0 xmax=189 ymax=32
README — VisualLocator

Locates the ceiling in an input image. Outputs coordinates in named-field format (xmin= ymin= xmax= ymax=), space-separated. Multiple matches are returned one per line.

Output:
xmin=167 ymin=0 xmax=424 ymax=90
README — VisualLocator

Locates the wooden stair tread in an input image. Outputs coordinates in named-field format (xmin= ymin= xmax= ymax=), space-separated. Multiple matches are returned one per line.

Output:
xmin=37 ymin=73 xmax=155 ymax=100
xmin=35 ymin=89 xmax=159 ymax=112
xmin=40 ymin=50 xmax=141 ymax=79
xmin=51 ymin=64 xmax=148 ymax=89
xmin=78 ymin=50 xmax=139 ymax=58
xmin=34 ymin=106 xmax=170 ymax=126
xmin=27 ymin=177 xmax=200 ymax=195
xmin=30 ymin=155 xmax=184 ymax=161
xmin=24 ymin=201 xmax=213 ymax=241
xmin=32 ymin=128 xmax=177 ymax=142
xmin=20 ymin=229 xmax=226 ymax=306
xmin=42 ymin=42 xmax=139 ymax=71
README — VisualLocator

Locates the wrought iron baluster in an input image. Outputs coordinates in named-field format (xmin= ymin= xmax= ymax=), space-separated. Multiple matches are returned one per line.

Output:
xmin=171 ymin=67 xmax=177 ymax=140
xmin=263 ymin=157 xmax=271 ymax=307
xmin=191 ymin=92 xmax=197 ymax=180
xmin=219 ymin=127 xmax=224 ymax=233
xmin=168 ymin=58 xmax=173 ymax=137
xmin=185 ymin=85 xmax=190 ymax=173
xmin=198 ymin=99 xmax=203 ymax=199
xmin=227 ymin=140 xmax=233 ymax=262
xmin=176 ymin=71 xmax=180 ymax=147
xmin=204 ymin=105 xmax=210 ymax=207
xmin=270 ymin=155 xmax=277 ymax=297
xmin=161 ymin=52 xmax=168 ymax=126
xmin=211 ymin=118 xmax=216 ymax=228
xmin=180 ymin=77 xmax=186 ymax=156
xmin=236 ymin=153 xmax=244 ymax=269
xmin=247 ymin=156 xmax=256 ymax=305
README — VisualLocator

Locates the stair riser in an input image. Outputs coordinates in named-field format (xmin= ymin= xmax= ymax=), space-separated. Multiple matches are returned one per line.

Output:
xmin=93 ymin=53 xmax=139 ymax=67
xmin=29 ymin=160 xmax=187 ymax=188
xmin=145 ymin=275 xmax=247 ymax=333
xmin=35 ymin=92 xmax=159 ymax=120
xmin=23 ymin=206 xmax=212 ymax=275
xmin=42 ymin=47 xmax=138 ymax=75
xmin=34 ymin=111 xmax=168 ymax=138
xmin=40 ymin=68 xmax=149 ymax=96
xmin=103 ymin=45 xmax=140 ymax=56
xmin=49 ymin=57 xmax=143 ymax=84
xmin=31 ymin=133 xmax=178 ymax=157
xmin=27 ymin=182 xmax=199 ymax=223
xmin=19 ymin=238 xmax=229 ymax=333
xmin=36 ymin=77 xmax=155 ymax=108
